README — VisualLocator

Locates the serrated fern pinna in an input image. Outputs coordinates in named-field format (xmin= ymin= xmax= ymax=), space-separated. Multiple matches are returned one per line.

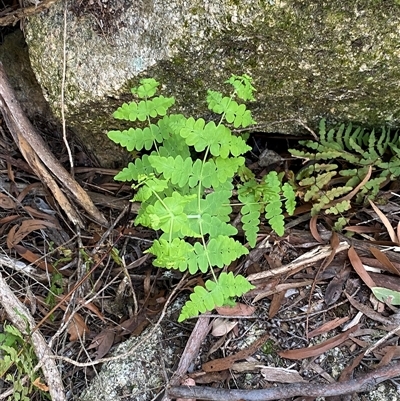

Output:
xmin=108 ymin=75 xmax=296 ymax=321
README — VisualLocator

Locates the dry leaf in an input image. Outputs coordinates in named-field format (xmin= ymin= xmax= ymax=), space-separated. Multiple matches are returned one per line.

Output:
xmin=369 ymin=199 xmax=398 ymax=243
xmin=202 ymin=333 xmax=269 ymax=372
xmin=32 ymin=377 xmax=49 ymax=392
xmin=261 ymin=366 xmax=305 ymax=383
xmin=87 ymin=328 xmax=115 ymax=359
xmin=61 ymin=309 xmax=90 ymax=342
xmin=118 ymin=312 xmax=148 ymax=336
xmin=369 ymin=247 xmax=400 ymax=276
xmin=7 ymin=219 xmax=57 ymax=248
xmin=308 ymin=317 xmax=350 ymax=338
xmin=310 ymin=215 xmax=324 ymax=243
xmin=211 ymin=318 xmax=238 ymax=337
xmin=278 ymin=325 xmax=358 ymax=360
xmin=13 ymin=244 xmax=54 ymax=272
xmin=348 ymin=246 xmax=376 ymax=288
xmin=269 ymin=291 xmax=285 ymax=319
xmin=344 ymin=226 xmax=382 ymax=234
xmin=324 ymin=265 xmax=351 ymax=306
xmin=216 ymin=303 xmax=255 ymax=316
xmin=0 ymin=193 xmax=15 ymax=209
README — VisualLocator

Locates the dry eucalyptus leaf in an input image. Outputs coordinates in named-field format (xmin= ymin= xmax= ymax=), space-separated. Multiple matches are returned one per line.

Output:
xmin=0 ymin=193 xmax=15 ymax=209
xmin=211 ymin=317 xmax=238 ymax=337
xmin=216 ymin=303 xmax=255 ymax=316
xmin=261 ymin=366 xmax=305 ymax=383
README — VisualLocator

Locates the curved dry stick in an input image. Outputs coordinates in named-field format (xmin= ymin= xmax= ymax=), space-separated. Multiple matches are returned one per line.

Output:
xmin=0 ymin=0 xmax=58 ymax=26
xmin=168 ymin=361 xmax=400 ymax=401
xmin=0 ymin=62 xmax=108 ymax=227
xmin=0 ymin=272 xmax=66 ymax=401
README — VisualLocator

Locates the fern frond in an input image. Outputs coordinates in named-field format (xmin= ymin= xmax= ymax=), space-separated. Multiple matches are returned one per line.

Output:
xmin=296 ymin=163 xmax=338 ymax=180
xmin=282 ymin=182 xmax=296 ymax=215
xmin=148 ymin=154 xmax=193 ymax=187
xmin=239 ymin=194 xmax=261 ymax=247
xmin=189 ymin=159 xmax=218 ymax=189
xmin=205 ymin=235 xmax=249 ymax=267
xmin=113 ymin=96 xmax=175 ymax=122
xmin=215 ymin=156 xmax=245 ymax=182
xmin=325 ymin=200 xmax=351 ymax=215
xmin=132 ymin=78 xmax=160 ymax=98
xmin=114 ymin=155 xmax=154 ymax=181
xmin=178 ymin=272 xmax=255 ymax=322
xmin=108 ymin=125 xmax=163 ymax=151
xmin=311 ymin=186 xmax=352 ymax=215
xmin=225 ymin=74 xmax=256 ymax=101
xmin=146 ymin=238 xmax=195 ymax=271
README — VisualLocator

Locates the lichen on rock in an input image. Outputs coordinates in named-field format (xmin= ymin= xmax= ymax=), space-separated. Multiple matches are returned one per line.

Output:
xmin=24 ymin=0 xmax=400 ymax=167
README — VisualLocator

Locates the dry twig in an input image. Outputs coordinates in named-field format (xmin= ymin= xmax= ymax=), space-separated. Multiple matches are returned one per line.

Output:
xmin=0 ymin=272 xmax=66 ymax=401
xmin=168 ymin=361 xmax=400 ymax=401
xmin=0 ymin=62 xmax=107 ymax=227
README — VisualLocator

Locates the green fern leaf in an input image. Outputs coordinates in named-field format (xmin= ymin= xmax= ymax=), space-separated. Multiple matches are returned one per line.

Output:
xmin=335 ymin=217 xmax=349 ymax=231
xmin=146 ymin=238 xmax=194 ymax=271
xmin=265 ymin=199 xmax=284 ymax=236
xmin=240 ymin=199 xmax=261 ymax=247
xmin=133 ymin=176 xmax=169 ymax=203
xmin=138 ymin=192 xmax=197 ymax=234
xmin=215 ymin=156 xmax=245 ymax=182
xmin=206 ymin=90 xmax=225 ymax=114
xmin=108 ymin=125 xmax=163 ymax=151
xmin=262 ymin=171 xmax=282 ymax=201
xmin=206 ymin=235 xmax=249 ymax=267
xmin=178 ymin=272 xmax=255 ymax=322
xmin=112 ymin=96 xmax=175 ymax=122
xmin=216 ymin=272 xmax=255 ymax=298
xmin=197 ymin=214 xmax=238 ymax=238
xmin=114 ymin=155 xmax=154 ymax=181
xmin=230 ymin=135 xmax=252 ymax=156
xmin=311 ymin=186 xmax=352 ymax=215
xmin=282 ymin=182 xmax=296 ymax=215
xmin=132 ymin=78 xmax=160 ymax=98
xmin=325 ymin=200 xmax=351 ymax=215
xmin=296 ymin=163 xmax=338 ymax=180
xmin=200 ymin=185 xmax=233 ymax=222
xmin=225 ymin=74 xmax=256 ymax=101
xmin=238 ymin=183 xmax=261 ymax=247
xmin=189 ymin=159 xmax=219 ymax=189
xmin=149 ymin=155 xmax=193 ymax=187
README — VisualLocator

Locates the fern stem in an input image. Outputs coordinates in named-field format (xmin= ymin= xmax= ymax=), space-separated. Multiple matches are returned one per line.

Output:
xmin=146 ymin=113 xmax=160 ymax=155
xmin=198 ymin=221 xmax=217 ymax=282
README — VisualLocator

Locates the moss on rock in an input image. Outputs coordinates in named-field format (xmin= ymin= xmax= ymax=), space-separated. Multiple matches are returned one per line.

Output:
xmin=25 ymin=0 xmax=400 ymax=167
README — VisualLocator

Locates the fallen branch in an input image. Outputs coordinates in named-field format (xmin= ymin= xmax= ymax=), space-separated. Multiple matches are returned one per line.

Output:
xmin=0 ymin=0 xmax=58 ymax=26
xmin=0 ymin=272 xmax=66 ymax=401
xmin=0 ymin=62 xmax=108 ymax=227
xmin=168 ymin=361 xmax=400 ymax=401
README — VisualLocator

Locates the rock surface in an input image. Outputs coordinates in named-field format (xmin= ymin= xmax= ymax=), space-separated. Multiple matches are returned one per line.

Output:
xmin=0 ymin=29 xmax=51 ymax=119
xmin=78 ymin=326 xmax=165 ymax=401
xmin=24 ymin=0 xmax=400 ymax=167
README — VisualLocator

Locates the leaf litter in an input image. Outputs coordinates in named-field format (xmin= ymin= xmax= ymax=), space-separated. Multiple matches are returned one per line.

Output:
xmin=2 ymin=113 xmax=400 ymax=400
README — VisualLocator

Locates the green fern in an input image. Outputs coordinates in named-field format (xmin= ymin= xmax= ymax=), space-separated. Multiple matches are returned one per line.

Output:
xmin=0 ymin=323 xmax=44 ymax=400
xmin=110 ymin=76 xmax=282 ymax=321
xmin=290 ymin=119 xmax=400 ymax=221
xmin=179 ymin=272 xmax=254 ymax=322
xmin=238 ymin=171 xmax=296 ymax=244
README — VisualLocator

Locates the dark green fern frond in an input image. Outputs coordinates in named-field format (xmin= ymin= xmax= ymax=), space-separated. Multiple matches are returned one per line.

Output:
xmin=290 ymin=119 xmax=400 ymax=223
